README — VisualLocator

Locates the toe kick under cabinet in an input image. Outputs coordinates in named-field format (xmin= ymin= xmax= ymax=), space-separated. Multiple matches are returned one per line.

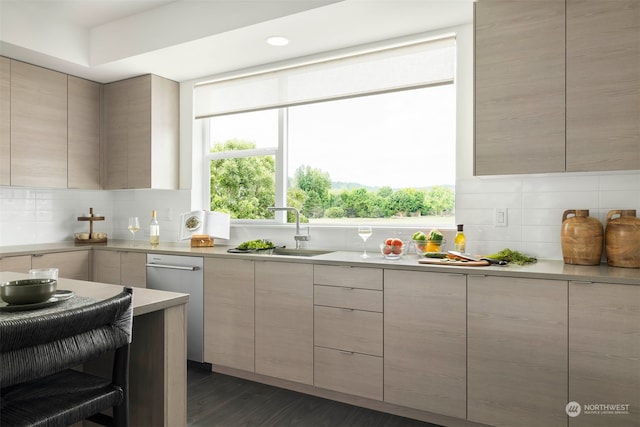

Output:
xmin=312 ymin=265 xmax=383 ymax=400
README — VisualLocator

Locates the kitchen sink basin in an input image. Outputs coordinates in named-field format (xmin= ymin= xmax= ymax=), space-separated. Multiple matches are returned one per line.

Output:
xmin=271 ymin=248 xmax=333 ymax=257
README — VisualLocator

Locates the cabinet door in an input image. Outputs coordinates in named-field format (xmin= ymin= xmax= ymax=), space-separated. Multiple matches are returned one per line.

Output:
xmin=32 ymin=251 xmax=89 ymax=280
xmin=384 ymin=270 xmax=466 ymax=419
xmin=204 ymin=257 xmax=254 ymax=371
xmin=474 ymin=0 xmax=565 ymax=175
xmin=10 ymin=60 xmax=68 ymax=187
xmin=68 ymin=76 xmax=101 ymax=189
xmin=569 ymin=282 xmax=640 ymax=427
xmin=93 ymin=250 xmax=121 ymax=284
xmin=104 ymin=79 xmax=129 ymax=189
xmin=120 ymin=252 xmax=146 ymax=287
xmin=566 ymin=1 xmax=640 ymax=172
xmin=0 ymin=57 xmax=9 ymax=186
xmin=468 ymin=275 xmax=567 ymax=427
xmin=0 ymin=255 xmax=32 ymax=273
xmin=125 ymin=75 xmax=152 ymax=189
xmin=255 ymin=261 xmax=313 ymax=385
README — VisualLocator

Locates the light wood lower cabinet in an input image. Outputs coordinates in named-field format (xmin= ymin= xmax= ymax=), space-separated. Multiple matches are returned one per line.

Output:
xmin=93 ymin=250 xmax=146 ymax=287
xmin=0 ymin=251 xmax=89 ymax=280
xmin=255 ymin=261 xmax=313 ymax=385
xmin=30 ymin=251 xmax=89 ymax=280
xmin=0 ymin=255 xmax=32 ymax=273
xmin=467 ymin=275 xmax=568 ymax=427
xmin=384 ymin=270 xmax=466 ymax=419
xmin=569 ymin=281 xmax=640 ymax=427
xmin=313 ymin=265 xmax=383 ymax=400
xmin=204 ymin=258 xmax=254 ymax=372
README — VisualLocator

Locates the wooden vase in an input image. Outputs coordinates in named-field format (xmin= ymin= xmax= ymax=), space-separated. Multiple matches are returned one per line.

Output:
xmin=606 ymin=210 xmax=640 ymax=268
xmin=561 ymin=209 xmax=604 ymax=265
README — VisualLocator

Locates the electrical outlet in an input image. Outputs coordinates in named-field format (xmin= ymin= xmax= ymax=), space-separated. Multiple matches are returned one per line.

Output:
xmin=494 ymin=208 xmax=507 ymax=227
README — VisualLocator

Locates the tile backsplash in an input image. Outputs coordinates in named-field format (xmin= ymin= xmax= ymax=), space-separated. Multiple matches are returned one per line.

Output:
xmin=1 ymin=170 xmax=639 ymax=261
xmin=455 ymin=171 xmax=640 ymax=260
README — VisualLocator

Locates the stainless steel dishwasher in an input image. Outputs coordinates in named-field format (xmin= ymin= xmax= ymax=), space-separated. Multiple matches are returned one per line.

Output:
xmin=146 ymin=254 xmax=204 ymax=362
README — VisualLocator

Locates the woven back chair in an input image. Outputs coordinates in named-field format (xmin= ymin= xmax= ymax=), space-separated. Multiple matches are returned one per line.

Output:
xmin=0 ymin=287 xmax=133 ymax=427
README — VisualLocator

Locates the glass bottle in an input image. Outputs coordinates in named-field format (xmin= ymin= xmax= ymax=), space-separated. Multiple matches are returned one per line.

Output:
xmin=454 ymin=224 xmax=466 ymax=252
xmin=149 ymin=210 xmax=160 ymax=246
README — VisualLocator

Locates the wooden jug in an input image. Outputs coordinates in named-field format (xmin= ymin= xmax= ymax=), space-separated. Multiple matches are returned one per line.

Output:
xmin=561 ymin=210 xmax=603 ymax=265
xmin=605 ymin=210 xmax=640 ymax=268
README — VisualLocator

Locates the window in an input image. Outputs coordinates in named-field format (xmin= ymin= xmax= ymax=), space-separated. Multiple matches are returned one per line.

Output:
xmin=198 ymin=35 xmax=456 ymax=226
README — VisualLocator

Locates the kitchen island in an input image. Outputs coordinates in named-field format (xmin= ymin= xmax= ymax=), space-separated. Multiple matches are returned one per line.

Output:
xmin=0 ymin=272 xmax=189 ymax=427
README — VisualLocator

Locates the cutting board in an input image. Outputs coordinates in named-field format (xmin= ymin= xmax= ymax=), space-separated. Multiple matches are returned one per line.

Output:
xmin=418 ymin=258 xmax=490 ymax=267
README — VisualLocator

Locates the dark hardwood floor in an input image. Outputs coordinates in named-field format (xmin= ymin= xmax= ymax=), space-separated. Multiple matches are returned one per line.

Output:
xmin=187 ymin=366 xmax=441 ymax=427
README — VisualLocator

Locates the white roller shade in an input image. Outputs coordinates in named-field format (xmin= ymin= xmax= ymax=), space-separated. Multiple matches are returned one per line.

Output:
xmin=194 ymin=35 xmax=455 ymax=119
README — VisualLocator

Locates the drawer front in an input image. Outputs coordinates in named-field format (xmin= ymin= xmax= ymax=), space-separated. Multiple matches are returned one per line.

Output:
xmin=313 ymin=265 xmax=382 ymax=290
xmin=314 ymin=346 xmax=383 ymax=401
xmin=314 ymin=305 xmax=382 ymax=356
xmin=314 ymin=284 xmax=382 ymax=312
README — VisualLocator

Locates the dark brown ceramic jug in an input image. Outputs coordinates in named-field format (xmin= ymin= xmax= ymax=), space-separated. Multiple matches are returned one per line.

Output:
xmin=561 ymin=209 xmax=603 ymax=265
xmin=605 ymin=210 xmax=640 ymax=268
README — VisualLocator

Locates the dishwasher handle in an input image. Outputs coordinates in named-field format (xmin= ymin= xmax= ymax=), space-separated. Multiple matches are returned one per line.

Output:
xmin=146 ymin=263 xmax=201 ymax=271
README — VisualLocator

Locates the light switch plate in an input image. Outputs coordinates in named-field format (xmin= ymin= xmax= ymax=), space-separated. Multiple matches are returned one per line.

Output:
xmin=494 ymin=208 xmax=507 ymax=227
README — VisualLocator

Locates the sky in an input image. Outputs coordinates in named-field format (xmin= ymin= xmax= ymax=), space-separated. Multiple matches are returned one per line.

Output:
xmin=210 ymin=84 xmax=456 ymax=189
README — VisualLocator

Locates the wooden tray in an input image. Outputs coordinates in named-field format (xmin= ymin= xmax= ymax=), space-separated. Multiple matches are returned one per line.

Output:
xmin=74 ymin=238 xmax=108 ymax=244
xmin=418 ymin=258 xmax=490 ymax=267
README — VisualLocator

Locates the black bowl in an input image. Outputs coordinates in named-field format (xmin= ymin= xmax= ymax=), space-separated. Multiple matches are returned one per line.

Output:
xmin=0 ymin=279 xmax=57 ymax=305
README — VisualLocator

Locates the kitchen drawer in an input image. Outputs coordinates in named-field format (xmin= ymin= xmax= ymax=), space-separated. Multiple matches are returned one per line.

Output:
xmin=314 ymin=305 xmax=382 ymax=356
xmin=313 ymin=265 xmax=382 ymax=290
xmin=314 ymin=346 xmax=382 ymax=400
xmin=314 ymin=284 xmax=382 ymax=312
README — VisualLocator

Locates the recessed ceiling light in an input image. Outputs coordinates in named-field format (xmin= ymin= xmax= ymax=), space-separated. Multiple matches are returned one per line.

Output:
xmin=266 ymin=36 xmax=290 ymax=46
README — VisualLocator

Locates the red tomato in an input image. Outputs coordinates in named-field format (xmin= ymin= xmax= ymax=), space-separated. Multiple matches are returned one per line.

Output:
xmin=385 ymin=238 xmax=394 ymax=245
xmin=391 ymin=238 xmax=403 ymax=247
xmin=383 ymin=246 xmax=392 ymax=255
xmin=392 ymin=246 xmax=402 ymax=254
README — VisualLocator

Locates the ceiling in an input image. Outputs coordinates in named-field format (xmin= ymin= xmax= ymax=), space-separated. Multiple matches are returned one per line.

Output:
xmin=0 ymin=0 xmax=473 ymax=84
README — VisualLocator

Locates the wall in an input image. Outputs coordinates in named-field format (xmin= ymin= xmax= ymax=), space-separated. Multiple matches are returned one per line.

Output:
xmin=2 ymin=23 xmax=639 ymax=260
xmin=0 ymin=187 xmax=191 ymax=247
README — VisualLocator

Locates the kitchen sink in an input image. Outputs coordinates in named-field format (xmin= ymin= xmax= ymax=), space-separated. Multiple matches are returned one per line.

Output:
xmin=271 ymin=248 xmax=333 ymax=257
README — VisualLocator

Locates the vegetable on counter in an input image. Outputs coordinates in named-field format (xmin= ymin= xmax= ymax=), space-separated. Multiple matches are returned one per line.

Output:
xmin=237 ymin=239 xmax=274 ymax=250
xmin=412 ymin=231 xmax=427 ymax=241
xmin=484 ymin=248 xmax=537 ymax=265
xmin=427 ymin=229 xmax=443 ymax=242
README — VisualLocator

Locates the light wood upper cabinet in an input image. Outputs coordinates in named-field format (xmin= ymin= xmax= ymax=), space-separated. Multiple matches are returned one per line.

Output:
xmin=569 ymin=282 xmax=640 ymax=427
xmin=10 ymin=60 xmax=68 ymax=187
xmin=0 ymin=57 xmax=9 ymax=186
xmin=384 ymin=270 xmax=466 ymax=419
xmin=467 ymin=275 xmax=568 ymax=427
xmin=68 ymin=76 xmax=101 ymax=189
xmin=475 ymin=0 xmax=640 ymax=175
xmin=566 ymin=0 xmax=640 ymax=172
xmin=255 ymin=261 xmax=313 ymax=385
xmin=204 ymin=257 xmax=255 ymax=372
xmin=474 ymin=0 xmax=566 ymax=175
xmin=104 ymin=74 xmax=178 ymax=189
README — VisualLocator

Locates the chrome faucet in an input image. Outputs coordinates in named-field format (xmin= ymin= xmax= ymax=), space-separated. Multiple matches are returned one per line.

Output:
xmin=268 ymin=206 xmax=310 ymax=249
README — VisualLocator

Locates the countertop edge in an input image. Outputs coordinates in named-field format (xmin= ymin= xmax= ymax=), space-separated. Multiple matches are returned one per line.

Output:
xmin=2 ymin=241 xmax=639 ymax=286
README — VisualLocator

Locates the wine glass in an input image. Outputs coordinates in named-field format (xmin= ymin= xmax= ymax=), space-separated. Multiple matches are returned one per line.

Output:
xmin=357 ymin=225 xmax=373 ymax=258
xmin=128 ymin=217 xmax=140 ymax=246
